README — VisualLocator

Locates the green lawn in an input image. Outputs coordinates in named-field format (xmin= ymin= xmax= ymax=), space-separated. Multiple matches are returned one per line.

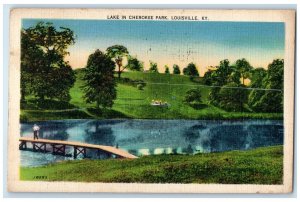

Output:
xmin=21 ymin=70 xmax=283 ymax=122
xmin=20 ymin=145 xmax=283 ymax=184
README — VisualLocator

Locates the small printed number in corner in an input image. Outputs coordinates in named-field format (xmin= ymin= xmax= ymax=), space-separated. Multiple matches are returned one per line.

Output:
xmin=33 ymin=176 xmax=48 ymax=180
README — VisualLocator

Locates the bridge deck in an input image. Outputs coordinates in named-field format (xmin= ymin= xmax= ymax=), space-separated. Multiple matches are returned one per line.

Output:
xmin=19 ymin=137 xmax=138 ymax=159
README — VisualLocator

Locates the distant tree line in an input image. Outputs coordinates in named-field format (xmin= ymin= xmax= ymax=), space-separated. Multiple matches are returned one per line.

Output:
xmin=202 ymin=58 xmax=283 ymax=113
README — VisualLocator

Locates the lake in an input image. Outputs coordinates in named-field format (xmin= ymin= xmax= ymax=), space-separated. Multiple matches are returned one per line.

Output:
xmin=20 ymin=119 xmax=283 ymax=167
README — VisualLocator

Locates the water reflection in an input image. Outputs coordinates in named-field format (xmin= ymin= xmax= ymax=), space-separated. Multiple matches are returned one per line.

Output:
xmin=84 ymin=121 xmax=116 ymax=146
xmin=182 ymin=124 xmax=207 ymax=143
xmin=20 ymin=119 xmax=284 ymax=167
xmin=246 ymin=124 xmax=283 ymax=148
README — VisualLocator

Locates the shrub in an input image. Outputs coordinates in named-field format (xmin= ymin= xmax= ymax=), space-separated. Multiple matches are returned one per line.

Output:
xmin=137 ymin=84 xmax=144 ymax=90
xmin=184 ymin=88 xmax=202 ymax=107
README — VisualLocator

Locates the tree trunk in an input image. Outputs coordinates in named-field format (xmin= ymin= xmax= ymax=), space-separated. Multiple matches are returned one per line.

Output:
xmin=118 ymin=65 xmax=121 ymax=79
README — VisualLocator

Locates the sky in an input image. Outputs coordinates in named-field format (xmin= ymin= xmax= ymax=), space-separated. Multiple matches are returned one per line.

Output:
xmin=22 ymin=19 xmax=285 ymax=76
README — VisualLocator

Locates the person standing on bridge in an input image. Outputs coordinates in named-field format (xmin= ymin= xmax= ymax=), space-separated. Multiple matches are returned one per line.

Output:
xmin=33 ymin=124 xmax=40 ymax=140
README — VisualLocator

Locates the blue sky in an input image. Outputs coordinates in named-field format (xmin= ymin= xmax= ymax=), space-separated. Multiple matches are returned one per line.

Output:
xmin=22 ymin=19 xmax=285 ymax=75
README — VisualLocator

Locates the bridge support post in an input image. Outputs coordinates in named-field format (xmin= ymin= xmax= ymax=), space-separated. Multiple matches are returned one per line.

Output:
xmin=73 ymin=147 xmax=86 ymax=159
xmin=19 ymin=141 xmax=27 ymax=150
xmin=33 ymin=143 xmax=47 ymax=153
xmin=52 ymin=144 xmax=65 ymax=156
xmin=74 ymin=146 xmax=77 ymax=159
xmin=83 ymin=148 xmax=86 ymax=158
xmin=33 ymin=143 xmax=36 ymax=152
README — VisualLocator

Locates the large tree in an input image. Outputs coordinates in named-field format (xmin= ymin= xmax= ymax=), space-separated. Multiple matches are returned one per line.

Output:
xmin=106 ymin=45 xmax=129 ymax=79
xmin=218 ymin=82 xmax=248 ymax=112
xmin=21 ymin=22 xmax=76 ymax=102
xmin=183 ymin=63 xmax=199 ymax=77
xmin=207 ymin=59 xmax=233 ymax=105
xmin=248 ymin=68 xmax=267 ymax=109
xmin=235 ymin=58 xmax=253 ymax=85
xmin=82 ymin=49 xmax=117 ymax=109
xmin=249 ymin=59 xmax=283 ymax=112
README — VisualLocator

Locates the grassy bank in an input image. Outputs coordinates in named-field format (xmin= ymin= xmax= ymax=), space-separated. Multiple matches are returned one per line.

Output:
xmin=21 ymin=70 xmax=283 ymax=122
xmin=20 ymin=145 xmax=283 ymax=184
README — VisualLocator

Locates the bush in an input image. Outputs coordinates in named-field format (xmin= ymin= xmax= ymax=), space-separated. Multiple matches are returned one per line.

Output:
xmin=137 ymin=84 xmax=144 ymax=90
xmin=218 ymin=82 xmax=248 ymax=112
xmin=184 ymin=88 xmax=202 ymax=107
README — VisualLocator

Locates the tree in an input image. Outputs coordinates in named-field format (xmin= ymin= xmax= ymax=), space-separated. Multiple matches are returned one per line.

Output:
xmin=149 ymin=61 xmax=159 ymax=73
xmin=183 ymin=63 xmax=199 ymax=77
xmin=248 ymin=59 xmax=283 ymax=112
xmin=125 ymin=55 xmax=144 ymax=71
xmin=218 ymin=82 xmax=248 ymax=112
xmin=21 ymin=22 xmax=76 ymax=102
xmin=164 ymin=65 xmax=170 ymax=74
xmin=184 ymin=88 xmax=202 ymax=107
xmin=228 ymin=69 xmax=241 ymax=85
xmin=236 ymin=58 xmax=253 ymax=85
xmin=249 ymin=68 xmax=267 ymax=88
xmin=106 ymin=45 xmax=129 ymax=79
xmin=207 ymin=59 xmax=233 ymax=105
xmin=173 ymin=64 xmax=181 ymax=74
xmin=125 ymin=55 xmax=143 ymax=71
xmin=81 ymin=49 xmax=117 ymax=109
xmin=213 ymin=59 xmax=233 ymax=86
xmin=248 ymin=68 xmax=267 ymax=110
xmin=203 ymin=70 xmax=213 ymax=85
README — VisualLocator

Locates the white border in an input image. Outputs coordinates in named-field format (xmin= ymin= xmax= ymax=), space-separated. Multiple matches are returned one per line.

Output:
xmin=1 ymin=3 xmax=298 ymax=199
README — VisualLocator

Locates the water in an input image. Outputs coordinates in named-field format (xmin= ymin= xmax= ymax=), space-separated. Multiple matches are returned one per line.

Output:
xmin=20 ymin=119 xmax=283 ymax=167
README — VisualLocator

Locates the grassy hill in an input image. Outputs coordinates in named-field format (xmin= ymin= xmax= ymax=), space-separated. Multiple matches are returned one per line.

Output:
xmin=21 ymin=70 xmax=283 ymax=122
xmin=20 ymin=145 xmax=283 ymax=184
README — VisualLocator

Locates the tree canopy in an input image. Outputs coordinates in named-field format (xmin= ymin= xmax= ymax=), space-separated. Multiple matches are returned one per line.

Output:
xmin=173 ymin=64 xmax=181 ymax=74
xmin=248 ymin=59 xmax=283 ymax=112
xmin=218 ymin=82 xmax=248 ymax=112
xmin=164 ymin=65 xmax=170 ymax=74
xmin=106 ymin=45 xmax=129 ymax=79
xmin=184 ymin=88 xmax=202 ymax=107
xmin=236 ymin=58 xmax=253 ymax=85
xmin=149 ymin=61 xmax=159 ymax=73
xmin=183 ymin=63 xmax=199 ymax=77
xmin=21 ymin=22 xmax=76 ymax=102
xmin=81 ymin=49 xmax=117 ymax=109
xmin=207 ymin=59 xmax=250 ymax=111
xmin=125 ymin=56 xmax=143 ymax=71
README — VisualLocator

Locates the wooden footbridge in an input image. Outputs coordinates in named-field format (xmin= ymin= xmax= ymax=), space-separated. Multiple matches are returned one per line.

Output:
xmin=19 ymin=137 xmax=138 ymax=159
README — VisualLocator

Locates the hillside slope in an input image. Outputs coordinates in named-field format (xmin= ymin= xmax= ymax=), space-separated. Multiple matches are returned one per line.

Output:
xmin=21 ymin=70 xmax=283 ymax=121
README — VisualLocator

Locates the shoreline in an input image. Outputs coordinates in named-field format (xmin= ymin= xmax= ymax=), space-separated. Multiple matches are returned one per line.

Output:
xmin=20 ymin=110 xmax=283 ymax=123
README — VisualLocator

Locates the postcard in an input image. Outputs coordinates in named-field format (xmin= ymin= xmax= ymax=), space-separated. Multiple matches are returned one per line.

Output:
xmin=8 ymin=8 xmax=295 ymax=193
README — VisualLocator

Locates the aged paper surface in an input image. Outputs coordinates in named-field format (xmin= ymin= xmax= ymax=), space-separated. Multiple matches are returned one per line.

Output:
xmin=8 ymin=8 xmax=295 ymax=193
